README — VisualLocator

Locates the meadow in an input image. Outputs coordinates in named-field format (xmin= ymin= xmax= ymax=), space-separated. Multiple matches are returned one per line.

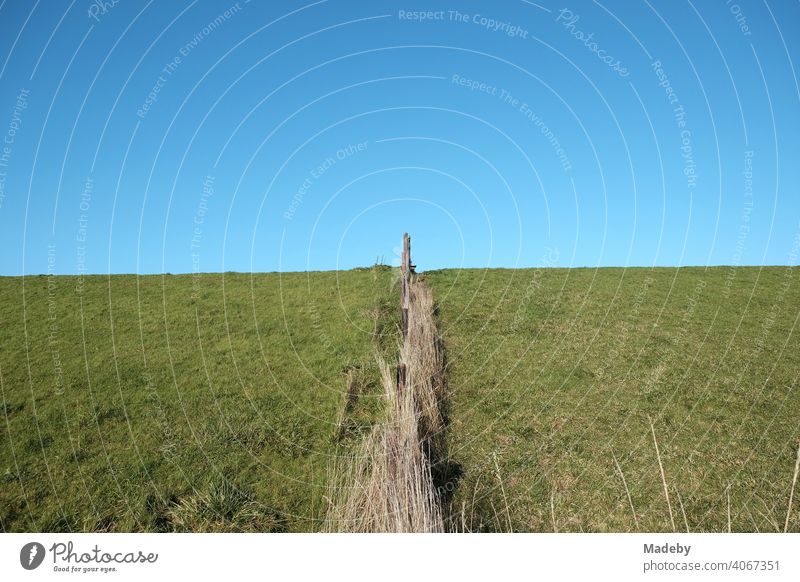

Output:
xmin=0 ymin=268 xmax=395 ymax=532
xmin=425 ymin=266 xmax=800 ymax=532
xmin=1 ymin=266 xmax=798 ymax=532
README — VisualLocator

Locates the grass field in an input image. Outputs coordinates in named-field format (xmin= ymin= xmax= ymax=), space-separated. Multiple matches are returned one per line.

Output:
xmin=2 ymin=266 xmax=799 ymax=532
xmin=0 ymin=268 xmax=395 ymax=532
xmin=424 ymin=267 xmax=800 ymax=532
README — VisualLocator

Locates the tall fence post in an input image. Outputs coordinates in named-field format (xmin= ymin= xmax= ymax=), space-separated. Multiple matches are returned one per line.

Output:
xmin=398 ymin=233 xmax=412 ymax=395
xmin=400 ymin=233 xmax=411 ymax=339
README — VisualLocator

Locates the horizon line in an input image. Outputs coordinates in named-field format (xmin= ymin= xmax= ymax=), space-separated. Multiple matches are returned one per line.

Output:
xmin=1 ymin=263 xmax=796 ymax=278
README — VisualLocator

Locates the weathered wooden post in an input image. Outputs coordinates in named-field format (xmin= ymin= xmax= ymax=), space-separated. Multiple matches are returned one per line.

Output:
xmin=396 ymin=362 xmax=407 ymax=395
xmin=400 ymin=233 xmax=411 ymax=339
xmin=397 ymin=233 xmax=412 ymax=395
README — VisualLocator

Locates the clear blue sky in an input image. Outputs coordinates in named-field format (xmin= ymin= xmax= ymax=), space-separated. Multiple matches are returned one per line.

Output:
xmin=0 ymin=0 xmax=798 ymax=275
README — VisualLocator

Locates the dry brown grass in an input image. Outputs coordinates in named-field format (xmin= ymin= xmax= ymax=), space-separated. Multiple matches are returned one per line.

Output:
xmin=785 ymin=441 xmax=800 ymax=533
xmin=612 ymin=450 xmax=639 ymax=531
xmin=401 ymin=282 xmax=448 ymax=455
xmin=649 ymin=416 xmax=676 ymax=532
xmin=324 ymin=278 xmax=448 ymax=532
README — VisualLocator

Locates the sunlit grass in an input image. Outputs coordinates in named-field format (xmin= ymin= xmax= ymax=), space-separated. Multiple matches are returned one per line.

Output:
xmin=2 ymin=266 xmax=798 ymax=532
xmin=0 ymin=268 xmax=394 ymax=532
xmin=425 ymin=267 xmax=800 ymax=532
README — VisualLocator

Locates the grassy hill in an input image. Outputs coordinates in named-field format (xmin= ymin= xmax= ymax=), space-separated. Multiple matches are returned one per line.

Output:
xmin=0 ymin=268 xmax=395 ymax=532
xmin=1 ymin=266 xmax=798 ymax=532
xmin=425 ymin=267 xmax=800 ymax=532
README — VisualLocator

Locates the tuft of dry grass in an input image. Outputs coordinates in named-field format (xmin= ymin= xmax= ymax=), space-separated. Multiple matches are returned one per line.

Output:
xmin=612 ymin=451 xmax=639 ymax=531
xmin=649 ymin=417 xmax=676 ymax=532
xmin=324 ymin=279 xmax=448 ymax=532
xmin=785 ymin=441 xmax=800 ymax=533
xmin=401 ymin=282 xmax=448 ymax=455
xmin=493 ymin=453 xmax=513 ymax=532
xmin=323 ymin=361 xmax=444 ymax=532
xmin=677 ymin=491 xmax=690 ymax=533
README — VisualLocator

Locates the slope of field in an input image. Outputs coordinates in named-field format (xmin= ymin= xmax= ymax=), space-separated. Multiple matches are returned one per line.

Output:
xmin=424 ymin=267 xmax=800 ymax=532
xmin=0 ymin=269 xmax=395 ymax=532
xmin=3 ymin=266 xmax=799 ymax=533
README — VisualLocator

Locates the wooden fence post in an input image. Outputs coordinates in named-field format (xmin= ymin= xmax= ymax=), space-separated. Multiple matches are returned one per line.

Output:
xmin=396 ymin=363 xmax=407 ymax=395
xmin=400 ymin=233 xmax=411 ymax=339
xmin=398 ymin=233 xmax=412 ymax=395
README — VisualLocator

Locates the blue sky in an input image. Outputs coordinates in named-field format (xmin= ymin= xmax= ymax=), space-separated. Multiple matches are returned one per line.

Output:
xmin=0 ymin=0 xmax=798 ymax=275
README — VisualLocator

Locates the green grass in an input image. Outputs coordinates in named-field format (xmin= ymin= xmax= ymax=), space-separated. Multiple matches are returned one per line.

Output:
xmin=2 ymin=266 xmax=799 ymax=532
xmin=0 ymin=267 xmax=396 ymax=532
xmin=424 ymin=267 xmax=800 ymax=532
